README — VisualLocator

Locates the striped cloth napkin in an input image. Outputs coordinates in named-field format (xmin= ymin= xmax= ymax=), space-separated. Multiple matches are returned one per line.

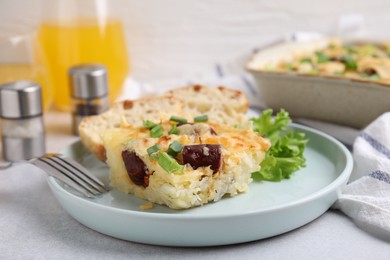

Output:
xmin=333 ymin=113 xmax=390 ymax=239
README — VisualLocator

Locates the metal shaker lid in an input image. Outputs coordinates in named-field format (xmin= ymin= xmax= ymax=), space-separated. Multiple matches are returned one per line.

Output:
xmin=0 ymin=81 xmax=43 ymax=119
xmin=68 ymin=64 xmax=108 ymax=99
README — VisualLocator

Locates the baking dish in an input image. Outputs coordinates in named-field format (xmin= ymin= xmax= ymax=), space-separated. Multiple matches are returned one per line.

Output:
xmin=246 ymin=38 xmax=390 ymax=128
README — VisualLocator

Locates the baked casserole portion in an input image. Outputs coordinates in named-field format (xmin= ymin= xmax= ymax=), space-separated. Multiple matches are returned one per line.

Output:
xmin=265 ymin=39 xmax=390 ymax=84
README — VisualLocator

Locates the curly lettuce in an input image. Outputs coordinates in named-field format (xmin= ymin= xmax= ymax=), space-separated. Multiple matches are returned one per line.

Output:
xmin=251 ymin=109 xmax=308 ymax=182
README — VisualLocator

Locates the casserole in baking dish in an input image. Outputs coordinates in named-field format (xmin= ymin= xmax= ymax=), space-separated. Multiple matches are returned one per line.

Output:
xmin=246 ymin=38 xmax=390 ymax=128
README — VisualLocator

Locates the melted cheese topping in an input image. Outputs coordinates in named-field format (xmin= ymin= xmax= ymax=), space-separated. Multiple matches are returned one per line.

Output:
xmin=101 ymin=121 xmax=270 ymax=209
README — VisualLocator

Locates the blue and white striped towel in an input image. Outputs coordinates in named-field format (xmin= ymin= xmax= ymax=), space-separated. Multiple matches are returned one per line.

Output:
xmin=334 ymin=112 xmax=390 ymax=238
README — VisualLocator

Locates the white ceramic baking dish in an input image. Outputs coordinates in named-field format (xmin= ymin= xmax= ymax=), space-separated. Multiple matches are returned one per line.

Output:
xmin=246 ymin=38 xmax=390 ymax=128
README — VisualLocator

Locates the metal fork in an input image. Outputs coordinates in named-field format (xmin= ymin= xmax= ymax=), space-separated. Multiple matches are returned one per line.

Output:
xmin=30 ymin=153 xmax=108 ymax=198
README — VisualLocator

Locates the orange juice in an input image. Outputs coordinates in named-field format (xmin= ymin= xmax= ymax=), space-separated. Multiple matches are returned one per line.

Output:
xmin=37 ymin=19 xmax=130 ymax=111
xmin=0 ymin=64 xmax=51 ymax=110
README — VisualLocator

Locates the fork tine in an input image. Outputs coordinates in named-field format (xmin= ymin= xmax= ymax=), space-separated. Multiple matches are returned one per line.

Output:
xmin=31 ymin=158 xmax=95 ymax=198
xmin=40 ymin=157 xmax=99 ymax=195
xmin=49 ymin=155 xmax=107 ymax=193
xmin=30 ymin=152 xmax=108 ymax=197
xmin=40 ymin=156 xmax=101 ymax=195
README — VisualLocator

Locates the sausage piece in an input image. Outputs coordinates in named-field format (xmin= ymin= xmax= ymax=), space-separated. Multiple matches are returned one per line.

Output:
xmin=363 ymin=68 xmax=377 ymax=76
xmin=182 ymin=144 xmax=222 ymax=173
xmin=122 ymin=150 xmax=148 ymax=187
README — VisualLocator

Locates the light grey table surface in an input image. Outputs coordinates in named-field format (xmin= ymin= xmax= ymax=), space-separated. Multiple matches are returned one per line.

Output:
xmin=1 ymin=112 xmax=389 ymax=259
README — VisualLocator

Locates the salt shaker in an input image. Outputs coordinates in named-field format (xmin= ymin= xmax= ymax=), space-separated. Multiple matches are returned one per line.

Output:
xmin=0 ymin=81 xmax=46 ymax=161
xmin=68 ymin=64 xmax=109 ymax=135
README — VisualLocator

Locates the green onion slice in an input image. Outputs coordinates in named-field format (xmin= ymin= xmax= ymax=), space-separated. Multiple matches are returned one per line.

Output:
xmin=168 ymin=124 xmax=179 ymax=135
xmin=150 ymin=125 xmax=163 ymax=138
xmin=158 ymin=152 xmax=185 ymax=174
xmin=342 ymin=55 xmax=357 ymax=70
xmin=194 ymin=115 xmax=208 ymax=122
xmin=167 ymin=141 xmax=183 ymax=157
xmin=285 ymin=63 xmax=294 ymax=71
xmin=143 ymin=120 xmax=157 ymax=129
xmin=300 ymin=57 xmax=312 ymax=63
xmin=147 ymin=144 xmax=161 ymax=160
xmin=315 ymin=51 xmax=330 ymax=63
xmin=169 ymin=115 xmax=187 ymax=123
xmin=147 ymin=144 xmax=161 ymax=155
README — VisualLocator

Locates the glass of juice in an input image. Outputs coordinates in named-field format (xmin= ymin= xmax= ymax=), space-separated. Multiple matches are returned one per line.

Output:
xmin=37 ymin=0 xmax=130 ymax=111
xmin=0 ymin=34 xmax=51 ymax=110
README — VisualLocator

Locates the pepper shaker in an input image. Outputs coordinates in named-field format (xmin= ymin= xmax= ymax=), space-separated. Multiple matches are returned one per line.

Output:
xmin=0 ymin=81 xmax=46 ymax=161
xmin=68 ymin=64 xmax=109 ymax=135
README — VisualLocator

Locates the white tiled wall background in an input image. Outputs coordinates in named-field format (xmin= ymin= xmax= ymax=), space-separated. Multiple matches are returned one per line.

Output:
xmin=1 ymin=0 xmax=390 ymax=81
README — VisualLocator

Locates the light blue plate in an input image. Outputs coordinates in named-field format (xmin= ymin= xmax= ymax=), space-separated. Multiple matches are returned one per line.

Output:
xmin=47 ymin=124 xmax=353 ymax=246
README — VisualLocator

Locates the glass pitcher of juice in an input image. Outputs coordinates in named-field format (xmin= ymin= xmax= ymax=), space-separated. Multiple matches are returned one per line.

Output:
xmin=37 ymin=0 xmax=130 ymax=111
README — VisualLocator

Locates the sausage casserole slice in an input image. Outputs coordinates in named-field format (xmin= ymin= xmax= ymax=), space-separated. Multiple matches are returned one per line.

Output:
xmin=101 ymin=120 xmax=270 ymax=209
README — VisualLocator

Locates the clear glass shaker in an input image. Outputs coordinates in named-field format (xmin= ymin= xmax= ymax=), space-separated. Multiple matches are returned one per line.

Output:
xmin=68 ymin=64 xmax=109 ymax=135
xmin=0 ymin=81 xmax=46 ymax=161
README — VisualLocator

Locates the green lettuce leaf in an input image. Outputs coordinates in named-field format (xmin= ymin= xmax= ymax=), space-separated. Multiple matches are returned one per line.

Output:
xmin=251 ymin=109 xmax=308 ymax=182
